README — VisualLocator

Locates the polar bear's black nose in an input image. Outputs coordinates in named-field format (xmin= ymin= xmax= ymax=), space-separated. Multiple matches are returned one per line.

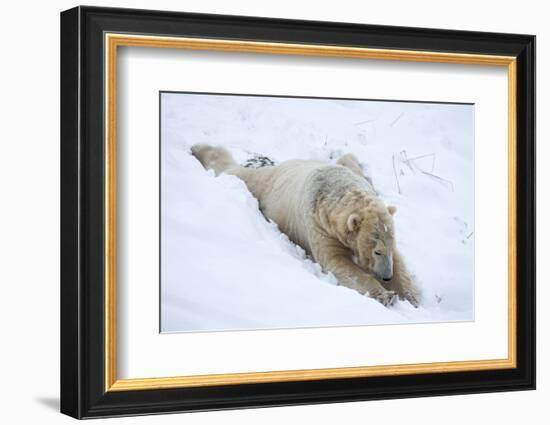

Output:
xmin=382 ymin=277 xmax=392 ymax=282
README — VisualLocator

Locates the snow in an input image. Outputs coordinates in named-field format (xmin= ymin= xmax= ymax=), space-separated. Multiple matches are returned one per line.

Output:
xmin=160 ymin=92 xmax=474 ymax=333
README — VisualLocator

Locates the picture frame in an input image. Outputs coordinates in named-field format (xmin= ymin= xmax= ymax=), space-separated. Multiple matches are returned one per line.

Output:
xmin=60 ymin=5 xmax=535 ymax=419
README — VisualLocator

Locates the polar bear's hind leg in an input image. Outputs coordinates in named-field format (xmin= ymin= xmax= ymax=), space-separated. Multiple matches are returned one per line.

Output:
xmin=191 ymin=144 xmax=240 ymax=175
xmin=337 ymin=153 xmax=374 ymax=187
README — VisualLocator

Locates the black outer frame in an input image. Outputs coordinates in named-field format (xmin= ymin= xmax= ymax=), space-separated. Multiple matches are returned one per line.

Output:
xmin=60 ymin=5 xmax=536 ymax=419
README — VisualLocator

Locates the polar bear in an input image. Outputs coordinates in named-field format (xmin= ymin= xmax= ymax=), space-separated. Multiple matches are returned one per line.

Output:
xmin=191 ymin=144 xmax=421 ymax=307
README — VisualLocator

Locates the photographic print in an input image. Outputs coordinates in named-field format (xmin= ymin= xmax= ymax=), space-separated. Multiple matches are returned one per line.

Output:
xmin=160 ymin=92 xmax=474 ymax=333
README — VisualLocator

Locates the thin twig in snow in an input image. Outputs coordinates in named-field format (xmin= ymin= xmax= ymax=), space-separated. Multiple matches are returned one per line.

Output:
xmin=400 ymin=150 xmax=416 ymax=173
xmin=390 ymin=112 xmax=404 ymax=127
xmin=354 ymin=119 xmax=374 ymax=126
xmin=392 ymin=154 xmax=401 ymax=194
xmin=405 ymin=152 xmax=437 ymax=173
xmin=394 ymin=149 xmax=454 ymax=192
xmin=420 ymin=170 xmax=454 ymax=192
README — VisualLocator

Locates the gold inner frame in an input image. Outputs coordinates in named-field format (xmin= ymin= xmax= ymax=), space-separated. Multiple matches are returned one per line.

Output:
xmin=104 ymin=33 xmax=517 ymax=392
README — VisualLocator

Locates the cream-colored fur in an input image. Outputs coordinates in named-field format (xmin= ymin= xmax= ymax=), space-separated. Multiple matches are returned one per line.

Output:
xmin=191 ymin=144 xmax=421 ymax=307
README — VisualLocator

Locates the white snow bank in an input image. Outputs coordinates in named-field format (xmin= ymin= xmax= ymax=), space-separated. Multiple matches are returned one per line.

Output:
xmin=160 ymin=93 xmax=474 ymax=332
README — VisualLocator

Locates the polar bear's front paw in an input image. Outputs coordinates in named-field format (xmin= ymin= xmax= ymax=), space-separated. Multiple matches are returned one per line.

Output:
xmin=401 ymin=287 xmax=421 ymax=308
xmin=369 ymin=289 xmax=397 ymax=307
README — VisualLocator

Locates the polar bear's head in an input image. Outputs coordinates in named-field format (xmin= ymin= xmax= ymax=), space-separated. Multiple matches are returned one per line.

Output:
xmin=346 ymin=201 xmax=397 ymax=282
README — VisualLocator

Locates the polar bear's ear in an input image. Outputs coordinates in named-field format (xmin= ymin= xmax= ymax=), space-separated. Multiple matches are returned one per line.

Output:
xmin=387 ymin=206 xmax=397 ymax=215
xmin=347 ymin=213 xmax=362 ymax=232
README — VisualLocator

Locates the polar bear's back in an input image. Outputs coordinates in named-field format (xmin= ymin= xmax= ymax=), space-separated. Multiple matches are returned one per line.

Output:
xmin=249 ymin=160 xmax=323 ymax=248
xmin=248 ymin=159 xmax=372 ymax=251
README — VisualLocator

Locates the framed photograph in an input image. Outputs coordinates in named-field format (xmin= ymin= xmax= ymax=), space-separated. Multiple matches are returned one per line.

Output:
xmin=60 ymin=6 xmax=535 ymax=419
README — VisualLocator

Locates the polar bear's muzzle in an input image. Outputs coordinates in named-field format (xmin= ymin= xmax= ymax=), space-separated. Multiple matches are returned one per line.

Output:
xmin=376 ymin=254 xmax=393 ymax=282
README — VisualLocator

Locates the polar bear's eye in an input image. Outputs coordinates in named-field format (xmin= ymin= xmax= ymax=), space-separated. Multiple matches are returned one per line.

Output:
xmin=374 ymin=250 xmax=382 ymax=256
